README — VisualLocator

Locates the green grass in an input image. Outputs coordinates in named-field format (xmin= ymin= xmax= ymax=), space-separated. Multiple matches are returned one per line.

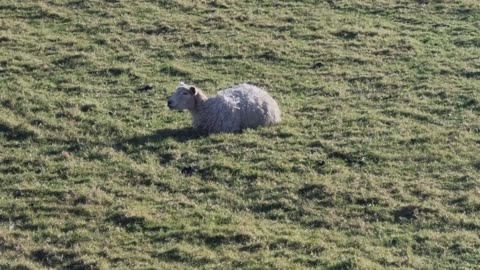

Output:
xmin=1 ymin=0 xmax=479 ymax=269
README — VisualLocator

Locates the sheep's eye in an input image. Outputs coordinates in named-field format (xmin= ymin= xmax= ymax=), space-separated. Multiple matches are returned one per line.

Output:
xmin=183 ymin=92 xmax=189 ymax=95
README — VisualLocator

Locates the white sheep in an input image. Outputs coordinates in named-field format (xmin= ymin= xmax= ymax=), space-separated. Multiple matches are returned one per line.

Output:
xmin=167 ymin=82 xmax=281 ymax=133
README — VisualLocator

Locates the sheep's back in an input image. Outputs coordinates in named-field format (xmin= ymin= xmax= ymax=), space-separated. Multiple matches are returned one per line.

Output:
xmin=193 ymin=84 xmax=280 ymax=133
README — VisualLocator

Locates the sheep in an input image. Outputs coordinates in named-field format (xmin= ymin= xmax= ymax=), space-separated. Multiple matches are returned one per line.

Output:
xmin=167 ymin=82 xmax=281 ymax=133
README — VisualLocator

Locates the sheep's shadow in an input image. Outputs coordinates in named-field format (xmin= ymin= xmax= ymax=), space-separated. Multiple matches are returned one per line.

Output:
xmin=122 ymin=127 xmax=202 ymax=146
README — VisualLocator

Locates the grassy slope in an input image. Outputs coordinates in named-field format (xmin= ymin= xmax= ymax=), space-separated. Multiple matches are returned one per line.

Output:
xmin=1 ymin=0 xmax=479 ymax=269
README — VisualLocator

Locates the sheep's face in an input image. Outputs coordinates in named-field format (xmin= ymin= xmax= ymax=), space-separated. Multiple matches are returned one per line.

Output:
xmin=167 ymin=84 xmax=196 ymax=111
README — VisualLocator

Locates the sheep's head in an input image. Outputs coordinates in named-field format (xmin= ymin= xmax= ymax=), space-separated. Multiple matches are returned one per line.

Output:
xmin=167 ymin=82 xmax=199 ymax=111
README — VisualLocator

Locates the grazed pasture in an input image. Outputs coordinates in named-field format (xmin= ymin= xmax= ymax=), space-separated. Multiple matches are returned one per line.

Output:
xmin=0 ymin=0 xmax=479 ymax=269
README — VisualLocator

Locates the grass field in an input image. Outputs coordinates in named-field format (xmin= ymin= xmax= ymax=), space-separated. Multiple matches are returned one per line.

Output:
xmin=1 ymin=0 xmax=479 ymax=269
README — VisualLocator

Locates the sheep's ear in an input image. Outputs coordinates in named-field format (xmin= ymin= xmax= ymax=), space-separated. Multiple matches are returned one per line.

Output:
xmin=189 ymin=86 xmax=197 ymax=95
